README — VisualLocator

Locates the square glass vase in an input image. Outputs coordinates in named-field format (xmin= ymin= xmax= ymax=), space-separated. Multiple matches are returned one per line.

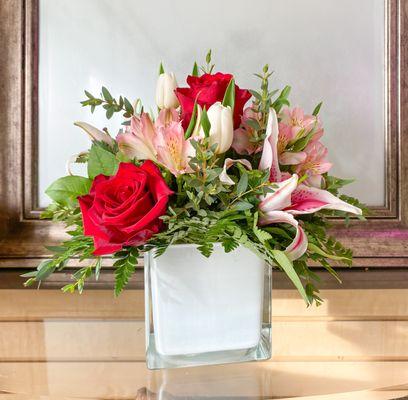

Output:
xmin=144 ymin=243 xmax=272 ymax=369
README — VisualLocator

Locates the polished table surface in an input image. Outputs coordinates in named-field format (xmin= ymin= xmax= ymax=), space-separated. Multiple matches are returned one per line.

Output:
xmin=1 ymin=288 xmax=408 ymax=399
xmin=0 ymin=360 xmax=408 ymax=399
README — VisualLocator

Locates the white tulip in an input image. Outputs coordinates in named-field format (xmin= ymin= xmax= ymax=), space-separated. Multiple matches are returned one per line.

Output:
xmin=201 ymin=102 xmax=234 ymax=154
xmin=155 ymin=72 xmax=179 ymax=109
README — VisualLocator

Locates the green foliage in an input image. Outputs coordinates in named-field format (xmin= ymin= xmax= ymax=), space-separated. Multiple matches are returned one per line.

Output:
xmin=200 ymin=108 xmax=211 ymax=138
xmin=45 ymin=176 xmax=92 ymax=206
xmin=81 ymin=87 xmax=135 ymax=119
xmin=22 ymin=232 xmax=95 ymax=289
xmin=87 ymin=143 xmax=119 ymax=179
xmin=114 ymin=247 xmax=139 ymax=296
xmin=192 ymin=62 xmax=199 ymax=77
xmin=201 ymin=49 xmax=215 ymax=74
xmin=222 ymin=78 xmax=235 ymax=110
xmin=312 ymin=101 xmax=323 ymax=116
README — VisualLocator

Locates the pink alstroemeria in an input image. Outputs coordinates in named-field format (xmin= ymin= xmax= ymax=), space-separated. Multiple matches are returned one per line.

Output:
xmin=276 ymin=107 xmax=324 ymax=167
xmin=154 ymin=120 xmax=194 ymax=177
xmin=295 ymin=141 xmax=333 ymax=188
xmin=232 ymin=107 xmax=263 ymax=155
xmin=117 ymin=113 xmax=158 ymax=161
xmin=279 ymin=107 xmax=317 ymax=140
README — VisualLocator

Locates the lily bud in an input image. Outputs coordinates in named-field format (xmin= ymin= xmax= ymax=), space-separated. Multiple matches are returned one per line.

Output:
xmin=202 ymin=102 xmax=234 ymax=154
xmin=155 ymin=72 xmax=179 ymax=109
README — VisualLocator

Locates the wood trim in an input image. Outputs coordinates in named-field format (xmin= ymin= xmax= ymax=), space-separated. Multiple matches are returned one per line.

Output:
xmin=0 ymin=0 xmax=407 ymax=270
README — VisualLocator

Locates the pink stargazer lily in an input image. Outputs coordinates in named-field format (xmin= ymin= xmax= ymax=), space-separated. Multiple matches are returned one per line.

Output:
xmin=258 ymin=109 xmax=362 ymax=260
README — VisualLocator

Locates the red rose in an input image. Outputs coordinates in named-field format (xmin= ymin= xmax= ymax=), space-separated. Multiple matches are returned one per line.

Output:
xmin=175 ymin=72 xmax=251 ymax=130
xmin=78 ymin=161 xmax=173 ymax=255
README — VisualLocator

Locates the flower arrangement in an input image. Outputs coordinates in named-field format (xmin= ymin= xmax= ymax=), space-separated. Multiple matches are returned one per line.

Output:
xmin=25 ymin=51 xmax=366 ymax=305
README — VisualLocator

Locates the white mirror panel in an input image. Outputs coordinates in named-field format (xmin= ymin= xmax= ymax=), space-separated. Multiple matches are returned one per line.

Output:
xmin=39 ymin=0 xmax=385 ymax=207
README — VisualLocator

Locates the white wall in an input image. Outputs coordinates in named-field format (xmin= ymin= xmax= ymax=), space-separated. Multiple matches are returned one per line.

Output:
xmin=39 ymin=0 xmax=385 ymax=206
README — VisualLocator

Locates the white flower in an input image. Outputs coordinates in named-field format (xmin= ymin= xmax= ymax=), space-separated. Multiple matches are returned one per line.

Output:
xmin=155 ymin=72 xmax=179 ymax=109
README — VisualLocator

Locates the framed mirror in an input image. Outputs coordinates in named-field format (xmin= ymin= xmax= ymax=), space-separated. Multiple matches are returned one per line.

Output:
xmin=0 ymin=0 xmax=406 ymax=279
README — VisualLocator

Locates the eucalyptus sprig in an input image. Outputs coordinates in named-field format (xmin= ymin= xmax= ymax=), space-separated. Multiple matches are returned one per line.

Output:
xmin=81 ymin=87 xmax=137 ymax=120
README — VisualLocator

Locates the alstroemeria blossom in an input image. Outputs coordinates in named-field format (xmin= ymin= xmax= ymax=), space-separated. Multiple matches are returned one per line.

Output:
xmin=117 ymin=113 xmax=158 ymax=161
xmin=295 ymin=141 xmax=332 ymax=188
xmin=154 ymin=120 xmax=194 ymax=177
xmin=279 ymin=107 xmax=317 ymax=141
xmin=232 ymin=107 xmax=263 ymax=155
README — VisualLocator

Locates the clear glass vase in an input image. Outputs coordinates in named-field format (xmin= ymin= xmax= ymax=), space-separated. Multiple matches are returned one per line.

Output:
xmin=144 ymin=243 xmax=272 ymax=369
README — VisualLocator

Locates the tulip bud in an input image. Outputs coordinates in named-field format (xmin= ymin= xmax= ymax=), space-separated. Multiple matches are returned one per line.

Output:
xmin=155 ymin=72 xmax=179 ymax=109
xmin=201 ymin=102 xmax=234 ymax=154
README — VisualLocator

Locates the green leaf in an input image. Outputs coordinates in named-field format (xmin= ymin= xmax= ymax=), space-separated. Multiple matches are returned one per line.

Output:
xmin=87 ymin=144 xmax=119 ymax=179
xmin=45 ymin=176 xmax=92 ymax=205
xmin=312 ymin=101 xmax=323 ymax=116
xmin=158 ymin=62 xmax=165 ymax=75
xmin=123 ymin=97 xmax=134 ymax=115
xmin=200 ymin=107 xmax=211 ymax=138
xmin=101 ymin=86 xmax=113 ymax=102
xmin=222 ymin=78 xmax=235 ymax=110
xmin=184 ymin=102 xmax=199 ymax=139
xmin=205 ymin=49 xmax=212 ymax=64
xmin=236 ymin=172 xmax=248 ymax=195
xmin=192 ymin=62 xmax=199 ymax=77
xmin=232 ymin=200 xmax=253 ymax=211
xmin=271 ymin=250 xmax=309 ymax=305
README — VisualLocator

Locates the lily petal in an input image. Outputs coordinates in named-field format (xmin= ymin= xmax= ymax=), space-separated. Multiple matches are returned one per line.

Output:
xmin=258 ymin=210 xmax=308 ymax=261
xmin=219 ymin=158 xmax=252 ymax=185
xmin=259 ymin=108 xmax=281 ymax=182
xmin=288 ymin=184 xmax=362 ymax=215
xmin=259 ymin=174 xmax=298 ymax=213
xmin=74 ymin=122 xmax=114 ymax=146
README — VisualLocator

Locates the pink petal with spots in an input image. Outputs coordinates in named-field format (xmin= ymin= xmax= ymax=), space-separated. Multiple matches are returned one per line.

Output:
xmin=259 ymin=174 xmax=298 ymax=213
xmin=259 ymin=108 xmax=281 ymax=181
xmin=258 ymin=210 xmax=308 ymax=261
xmin=287 ymin=184 xmax=362 ymax=215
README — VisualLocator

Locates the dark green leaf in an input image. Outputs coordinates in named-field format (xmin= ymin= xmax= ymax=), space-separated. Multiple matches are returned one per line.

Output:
xmin=312 ymin=101 xmax=323 ymax=116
